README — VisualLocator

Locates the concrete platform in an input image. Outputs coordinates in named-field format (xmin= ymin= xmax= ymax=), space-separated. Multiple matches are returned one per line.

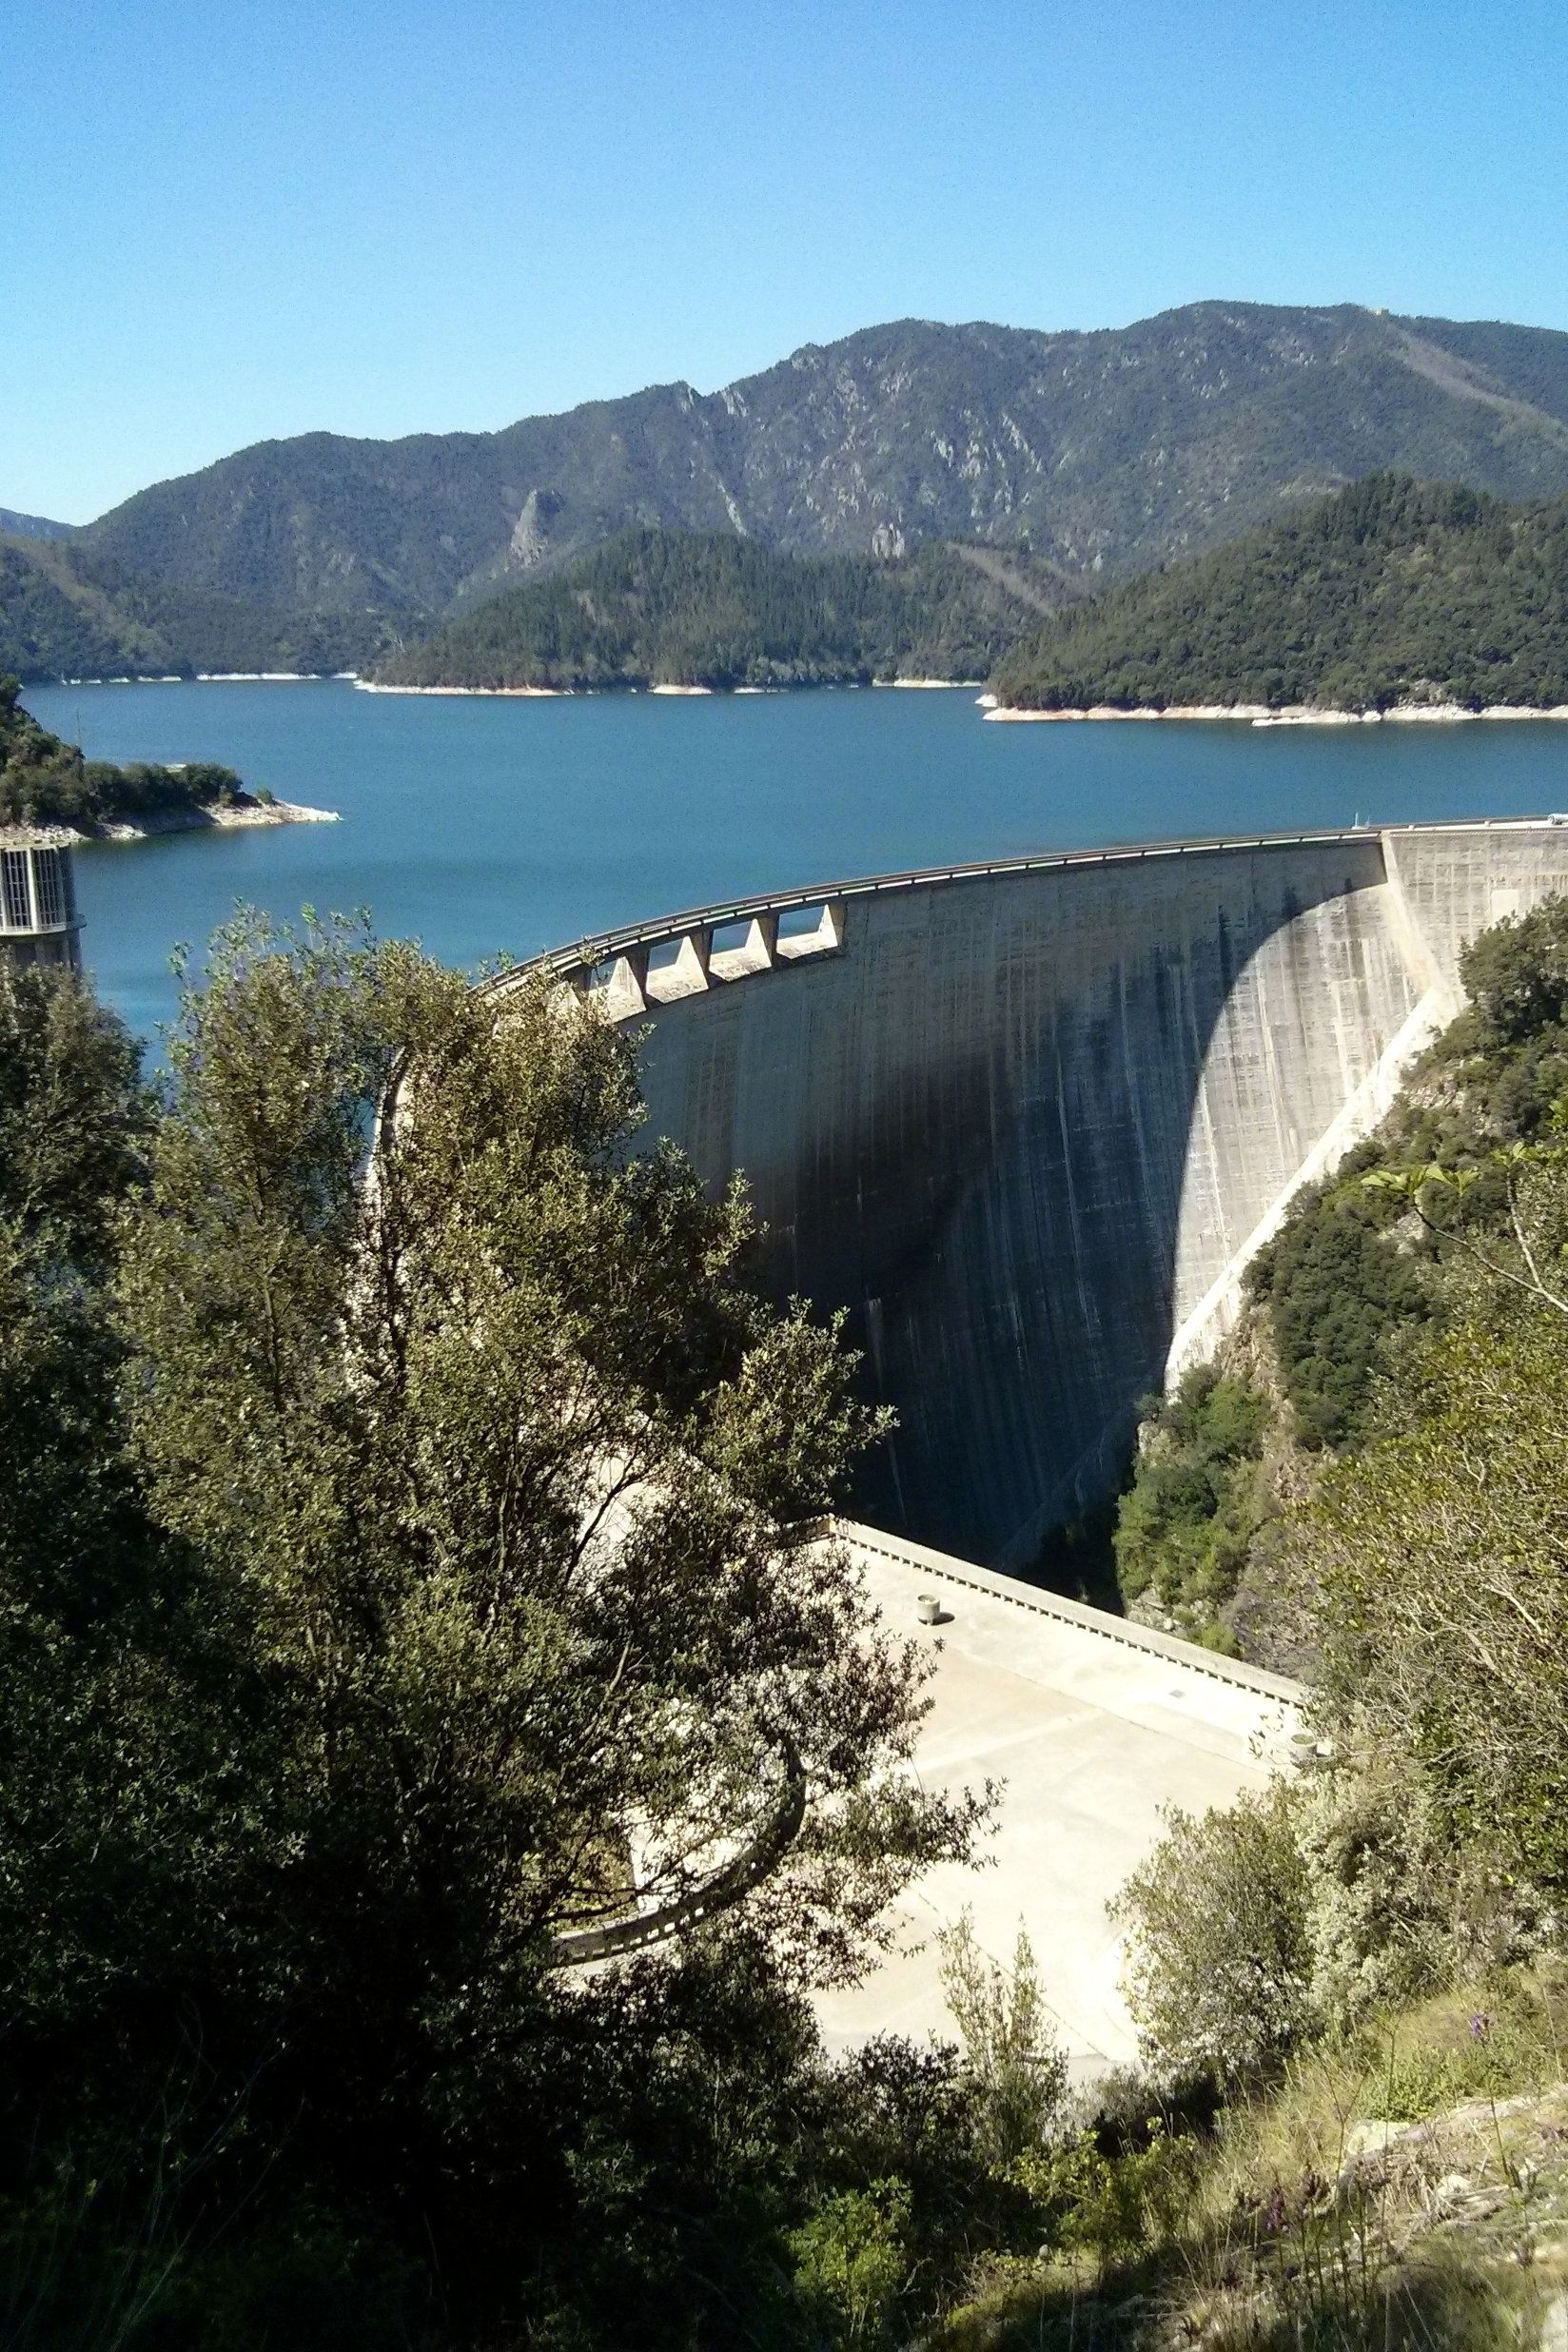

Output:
xmin=816 ymin=1523 xmax=1302 ymax=2082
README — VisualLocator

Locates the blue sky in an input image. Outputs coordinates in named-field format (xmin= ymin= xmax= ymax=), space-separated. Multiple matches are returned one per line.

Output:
xmin=9 ymin=0 xmax=1568 ymax=521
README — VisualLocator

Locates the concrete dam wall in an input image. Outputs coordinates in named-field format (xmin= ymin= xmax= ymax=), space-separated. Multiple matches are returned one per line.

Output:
xmin=519 ymin=821 xmax=1568 ymax=1569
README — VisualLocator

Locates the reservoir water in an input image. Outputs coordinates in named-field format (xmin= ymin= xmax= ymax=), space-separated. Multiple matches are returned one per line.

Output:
xmin=22 ymin=678 xmax=1568 ymax=1044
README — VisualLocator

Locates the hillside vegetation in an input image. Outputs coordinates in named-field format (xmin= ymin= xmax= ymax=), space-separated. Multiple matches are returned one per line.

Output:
xmin=994 ymin=474 xmax=1568 ymax=712
xmin=943 ymin=890 xmax=1568 ymax=2346
xmin=0 ymin=675 xmax=249 ymax=829
xmin=0 ymin=531 xmax=388 ymax=682
xmin=11 ymin=303 xmax=1564 ymax=674
xmin=371 ymin=528 xmax=1057 ymax=690
xmin=1111 ymin=886 xmax=1568 ymax=1664
xmin=0 ymin=507 xmax=71 ymax=542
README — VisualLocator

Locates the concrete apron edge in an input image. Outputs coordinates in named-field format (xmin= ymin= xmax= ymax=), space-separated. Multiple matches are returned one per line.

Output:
xmin=833 ymin=1519 xmax=1304 ymax=1706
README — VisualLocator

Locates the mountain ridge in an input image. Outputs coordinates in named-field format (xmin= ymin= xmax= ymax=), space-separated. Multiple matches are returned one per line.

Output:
xmin=0 ymin=508 xmax=73 ymax=542
xmin=10 ymin=302 xmax=1568 ymax=678
xmin=73 ymin=305 xmax=1568 ymax=604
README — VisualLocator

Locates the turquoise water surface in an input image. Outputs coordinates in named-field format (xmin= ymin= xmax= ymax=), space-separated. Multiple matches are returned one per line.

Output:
xmin=23 ymin=679 xmax=1568 ymax=1043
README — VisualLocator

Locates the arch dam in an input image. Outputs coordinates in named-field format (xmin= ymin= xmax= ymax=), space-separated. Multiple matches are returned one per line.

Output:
xmin=510 ymin=818 xmax=1568 ymax=1572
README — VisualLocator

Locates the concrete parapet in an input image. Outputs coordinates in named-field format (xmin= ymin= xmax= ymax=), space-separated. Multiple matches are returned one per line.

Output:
xmin=584 ymin=945 xmax=650 ymax=1023
xmin=709 ymin=911 xmax=778 ymax=981
xmin=646 ymin=928 xmax=712 ymax=1002
xmin=835 ymin=1519 xmax=1303 ymax=1708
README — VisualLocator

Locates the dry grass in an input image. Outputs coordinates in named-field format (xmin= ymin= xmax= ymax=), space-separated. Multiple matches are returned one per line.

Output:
xmin=934 ymin=1964 xmax=1568 ymax=2351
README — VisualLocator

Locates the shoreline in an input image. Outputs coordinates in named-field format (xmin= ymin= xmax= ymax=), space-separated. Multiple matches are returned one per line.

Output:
xmin=355 ymin=679 xmax=568 ymax=697
xmin=71 ymin=798 xmax=340 ymax=845
xmin=356 ymin=675 xmax=980 ymax=698
xmin=986 ymin=700 xmax=1568 ymax=727
xmin=55 ymin=672 xmax=354 ymax=686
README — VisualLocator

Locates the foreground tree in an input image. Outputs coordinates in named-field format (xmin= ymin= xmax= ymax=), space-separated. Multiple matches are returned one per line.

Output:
xmin=0 ymin=919 xmax=981 ymax=2345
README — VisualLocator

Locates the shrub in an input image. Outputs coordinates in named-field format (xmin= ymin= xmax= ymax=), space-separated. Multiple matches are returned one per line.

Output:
xmin=1113 ymin=1366 xmax=1271 ymax=1630
xmin=1113 ymin=1783 xmax=1316 ymax=2084
xmin=1249 ymin=1178 xmax=1430 ymax=1449
xmin=789 ymin=2179 xmax=911 ymax=2347
xmin=1460 ymin=893 xmax=1568 ymax=1049
xmin=938 ymin=1913 xmax=1068 ymax=2167
xmin=1301 ymin=1304 xmax=1568 ymax=1902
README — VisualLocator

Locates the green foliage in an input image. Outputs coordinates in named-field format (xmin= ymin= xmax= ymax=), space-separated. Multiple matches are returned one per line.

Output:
xmin=0 ymin=509 xmax=70 ymax=541
xmin=0 ymin=953 xmax=148 ymax=1261
xmin=793 ymin=2035 xmax=1047 ymax=2323
xmin=1302 ymin=1293 xmax=1568 ymax=1900
xmin=1249 ymin=1164 xmax=1432 ymax=1448
xmin=1243 ymin=895 xmax=1568 ymax=1457
xmin=12 ymin=885 xmax=1568 ymax=2341
xmin=0 ymin=958 xmax=150 ymax=1624
xmin=0 ymin=531 xmax=394 ymax=681
xmin=1293 ymin=1754 xmax=1496 ymax=2029
xmin=373 ymin=528 xmax=1050 ymax=691
xmin=1460 ymin=890 xmax=1568 ymax=1049
xmin=1113 ymin=1366 xmax=1271 ymax=1631
xmin=938 ymin=1914 xmax=1068 ymax=2168
xmin=0 ymin=535 xmax=161 ymax=680
xmin=1111 ymin=897 xmax=1568 ymax=2121
xmin=1362 ymin=1970 xmax=1568 ymax=2122
xmin=1113 ymin=1784 xmax=1316 ymax=2085
xmin=1034 ymin=2124 xmax=1200 ymax=2268
xmin=995 ymin=474 xmax=1568 ymax=712
xmin=789 ymin=2180 xmax=911 ymax=2347
xmin=19 ymin=306 xmax=1568 ymax=679
xmin=1121 ymin=1746 xmax=1530 ymax=2093
xmin=0 ymin=676 xmax=247 ymax=826
xmin=0 ymin=917 xmax=1002 ymax=2347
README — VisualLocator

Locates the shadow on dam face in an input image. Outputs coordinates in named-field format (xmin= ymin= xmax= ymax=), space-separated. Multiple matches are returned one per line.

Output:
xmin=525 ymin=823 xmax=1568 ymax=1570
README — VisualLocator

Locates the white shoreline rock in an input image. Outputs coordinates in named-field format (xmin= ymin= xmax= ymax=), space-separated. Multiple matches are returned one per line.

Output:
xmin=354 ymin=679 xmax=568 ymax=697
xmin=74 ymin=799 xmax=340 ymax=845
xmin=986 ymin=700 xmax=1568 ymax=725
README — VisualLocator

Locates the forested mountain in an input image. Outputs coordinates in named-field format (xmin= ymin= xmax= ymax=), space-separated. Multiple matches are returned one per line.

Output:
xmin=0 ymin=507 xmax=72 ymax=541
xmin=0 ymin=530 xmax=388 ymax=681
xmin=371 ymin=528 xmax=1060 ymax=689
xmin=0 ymin=537 xmax=159 ymax=679
xmin=42 ymin=304 xmax=1568 ymax=674
xmin=992 ymin=474 xmax=1568 ymax=712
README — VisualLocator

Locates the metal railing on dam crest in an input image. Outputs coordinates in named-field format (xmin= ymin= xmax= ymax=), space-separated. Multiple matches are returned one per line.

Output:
xmin=491 ymin=817 xmax=1568 ymax=1570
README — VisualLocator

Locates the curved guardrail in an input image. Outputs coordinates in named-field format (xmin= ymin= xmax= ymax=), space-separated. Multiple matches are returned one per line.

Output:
xmin=485 ymin=818 xmax=1562 ymax=1011
xmin=487 ymin=822 xmax=1399 ymax=992
xmin=546 ymin=1735 xmax=806 ymax=1966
